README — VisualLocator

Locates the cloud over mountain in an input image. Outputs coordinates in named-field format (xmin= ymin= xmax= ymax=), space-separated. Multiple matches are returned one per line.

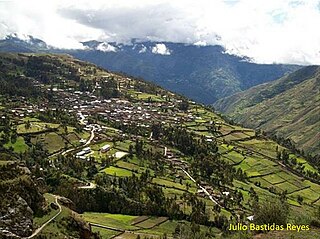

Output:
xmin=0 ymin=0 xmax=320 ymax=64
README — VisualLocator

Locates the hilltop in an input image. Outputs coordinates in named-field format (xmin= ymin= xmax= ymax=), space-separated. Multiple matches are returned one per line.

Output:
xmin=0 ymin=53 xmax=319 ymax=239
xmin=0 ymin=35 xmax=301 ymax=104
xmin=214 ymin=66 xmax=320 ymax=156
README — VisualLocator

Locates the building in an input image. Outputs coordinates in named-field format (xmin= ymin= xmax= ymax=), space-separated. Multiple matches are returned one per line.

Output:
xmin=83 ymin=147 xmax=91 ymax=154
xmin=101 ymin=144 xmax=111 ymax=153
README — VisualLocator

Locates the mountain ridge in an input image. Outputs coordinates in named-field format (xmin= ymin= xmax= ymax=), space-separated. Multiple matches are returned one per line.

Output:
xmin=0 ymin=35 xmax=301 ymax=104
xmin=214 ymin=65 xmax=320 ymax=155
xmin=0 ymin=52 xmax=319 ymax=238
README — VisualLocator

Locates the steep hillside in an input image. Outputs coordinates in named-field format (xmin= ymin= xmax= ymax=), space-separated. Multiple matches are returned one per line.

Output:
xmin=0 ymin=53 xmax=319 ymax=238
xmin=214 ymin=66 xmax=320 ymax=155
xmin=0 ymin=35 xmax=301 ymax=104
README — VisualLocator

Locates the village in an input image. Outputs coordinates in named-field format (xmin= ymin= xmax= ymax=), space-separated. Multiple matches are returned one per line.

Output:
xmin=2 ymin=70 xmax=233 ymax=214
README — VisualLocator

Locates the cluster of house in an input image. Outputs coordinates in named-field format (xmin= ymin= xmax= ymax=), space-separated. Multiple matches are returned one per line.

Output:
xmin=76 ymin=144 xmax=111 ymax=160
xmin=164 ymin=149 xmax=189 ymax=171
xmin=163 ymin=147 xmax=231 ymax=205
xmin=6 ymin=68 xmax=210 ymax=138
xmin=76 ymin=146 xmax=92 ymax=159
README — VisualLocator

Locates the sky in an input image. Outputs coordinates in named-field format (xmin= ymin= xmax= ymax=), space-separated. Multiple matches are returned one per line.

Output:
xmin=0 ymin=0 xmax=320 ymax=64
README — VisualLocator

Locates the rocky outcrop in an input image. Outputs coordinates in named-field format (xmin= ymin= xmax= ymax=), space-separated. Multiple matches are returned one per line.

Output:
xmin=0 ymin=229 xmax=21 ymax=239
xmin=66 ymin=212 xmax=100 ymax=239
xmin=0 ymin=161 xmax=45 ymax=238
xmin=0 ymin=196 xmax=33 ymax=237
xmin=58 ymin=196 xmax=76 ymax=211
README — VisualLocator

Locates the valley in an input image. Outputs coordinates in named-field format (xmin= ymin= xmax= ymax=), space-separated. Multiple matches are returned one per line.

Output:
xmin=214 ymin=66 xmax=320 ymax=156
xmin=0 ymin=35 xmax=301 ymax=104
xmin=0 ymin=53 xmax=319 ymax=239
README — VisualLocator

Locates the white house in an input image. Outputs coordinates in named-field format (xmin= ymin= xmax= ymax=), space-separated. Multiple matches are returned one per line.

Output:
xmin=101 ymin=144 xmax=111 ymax=153
xmin=83 ymin=147 xmax=91 ymax=154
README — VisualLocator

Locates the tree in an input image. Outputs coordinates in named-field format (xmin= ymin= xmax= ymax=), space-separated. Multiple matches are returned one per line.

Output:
xmin=297 ymin=195 xmax=303 ymax=205
xmin=178 ymin=100 xmax=189 ymax=112
xmin=253 ymin=197 xmax=289 ymax=226
xmin=129 ymin=144 xmax=134 ymax=158
xmin=25 ymin=120 xmax=31 ymax=130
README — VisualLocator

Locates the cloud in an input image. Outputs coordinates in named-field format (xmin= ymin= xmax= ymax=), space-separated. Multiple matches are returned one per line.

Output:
xmin=96 ymin=42 xmax=118 ymax=52
xmin=0 ymin=0 xmax=320 ymax=64
xmin=151 ymin=43 xmax=171 ymax=55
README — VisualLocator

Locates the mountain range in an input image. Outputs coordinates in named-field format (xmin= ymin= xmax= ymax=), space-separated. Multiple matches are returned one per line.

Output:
xmin=0 ymin=52 xmax=319 ymax=239
xmin=214 ymin=66 xmax=320 ymax=155
xmin=0 ymin=34 xmax=318 ymax=156
xmin=0 ymin=34 xmax=301 ymax=104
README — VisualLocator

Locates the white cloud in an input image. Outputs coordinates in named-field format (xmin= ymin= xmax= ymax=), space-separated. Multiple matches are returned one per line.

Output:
xmin=152 ymin=43 xmax=171 ymax=55
xmin=0 ymin=0 xmax=320 ymax=64
xmin=96 ymin=42 xmax=118 ymax=52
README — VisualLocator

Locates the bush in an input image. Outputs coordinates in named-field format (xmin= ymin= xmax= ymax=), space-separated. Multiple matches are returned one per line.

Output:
xmin=253 ymin=197 xmax=289 ymax=226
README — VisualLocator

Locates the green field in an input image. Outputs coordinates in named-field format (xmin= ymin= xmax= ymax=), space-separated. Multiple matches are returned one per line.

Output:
xmin=82 ymin=212 xmax=139 ymax=230
xmin=4 ymin=136 xmax=28 ymax=152
xmin=33 ymin=194 xmax=59 ymax=228
xmin=17 ymin=122 xmax=59 ymax=134
xmin=135 ymin=217 xmax=168 ymax=229
xmin=102 ymin=166 xmax=133 ymax=177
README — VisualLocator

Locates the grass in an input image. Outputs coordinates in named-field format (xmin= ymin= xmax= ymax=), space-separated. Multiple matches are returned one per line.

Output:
xmin=114 ymin=140 xmax=132 ymax=152
xmin=290 ymin=188 xmax=320 ymax=203
xmin=116 ymin=161 xmax=141 ymax=171
xmin=132 ymin=216 xmax=150 ymax=225
xmin=33 ymin=194 xmax=59 ymax=227
xmin=218 ymin=143 xmax=234 ymax=153
xmin=139 ymin=220 xmax=220 ymax=237
xmin=38 ymin=202 xmax=79 ymax=238
xmin=135 ymin=217 xmax=168 ymax=229
xmin=17 ymin=122 xmax=60 ymax=134
xmin=4 ymin=136 xmax=28 ymax=153
xmin=224 ymin=150 xmax=244 ymax=164
xmin=275 ymin=181 xmax=300 ymax=193
xmin=83 ymin=212 xmax=220 ymax=238
xmin=81 ymin=212 xmax=139 ymax=230
xmin=30 ymin=132 xmax=66 ymax=154
xmin=240 ymin=139 xmax=280 ymax=159
xmin=103 ymin=166 xmax=133 ymax=177
xmin=22 ymin=117 xmax=41 ymax=122
xmin=262 ymin=174 xmax=286 ymax=185
xmin=90 ymin=227 xmax=120 ymax=238
xmin=153 ymin=177 xmax=184 ymax=189
xmin=134 ymin=92 xmax=165 ymax=102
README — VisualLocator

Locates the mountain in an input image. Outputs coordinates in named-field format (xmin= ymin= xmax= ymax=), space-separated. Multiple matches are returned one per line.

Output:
xmin=0 ymin=35 xmax=301 ymax=104
xmin=214 ymin=65 xmax=320 ymax=155
xmin=0 ymin=34 xmax=49 ymax=52
xmin=0 ymin=53 xmax=319 ymax=238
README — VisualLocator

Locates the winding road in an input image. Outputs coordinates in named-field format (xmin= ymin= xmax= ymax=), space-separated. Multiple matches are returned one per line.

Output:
xmin=48 ymin=124 xmax=96 ymax=159
xmin=84 ymin=126 xmax=96 ymax=146
xmin=24 ymin=196 xmax=62 ymax=239
xmin=181 ymin=169 xmax=221 ymax=207
xmin=78 ymin=182 xmax=97 ymax=189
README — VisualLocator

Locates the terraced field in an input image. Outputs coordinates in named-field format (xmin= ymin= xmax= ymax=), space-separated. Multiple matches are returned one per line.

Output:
xmin=82 ymin=212 xmax=220 ymax=238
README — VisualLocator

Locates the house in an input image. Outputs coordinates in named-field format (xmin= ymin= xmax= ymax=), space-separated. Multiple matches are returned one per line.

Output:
xmin=101 ymin=144 xmax=111 ymax=153
xmin=83 ymin=147 xmax=91 ymax=154
xmin=76 ymin=151 xmax=86 ymax=157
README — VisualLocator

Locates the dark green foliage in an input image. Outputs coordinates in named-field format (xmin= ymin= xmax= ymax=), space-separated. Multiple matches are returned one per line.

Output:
xmin=178 ymin=100 xmax=189 ymax=112
xmin=253 ymin=197 xmax=289 ymax=226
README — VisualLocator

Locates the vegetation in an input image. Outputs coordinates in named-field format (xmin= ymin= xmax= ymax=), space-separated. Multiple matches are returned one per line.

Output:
xmin=0 ymin=53 xmax=318 ymax=239
xmin=214 ymin=66 xmax=320 ymax=156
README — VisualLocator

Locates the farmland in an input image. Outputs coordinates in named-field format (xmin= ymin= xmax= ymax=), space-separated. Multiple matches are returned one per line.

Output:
xmin=0 ymin=53 xmax=319 ymax=239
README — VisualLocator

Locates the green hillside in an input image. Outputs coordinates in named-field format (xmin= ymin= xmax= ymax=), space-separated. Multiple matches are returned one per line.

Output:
xmin=214 ymin=66 xmax=320 ymax=156
xmin=0 ymin=53 xmax=319 ymax=239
